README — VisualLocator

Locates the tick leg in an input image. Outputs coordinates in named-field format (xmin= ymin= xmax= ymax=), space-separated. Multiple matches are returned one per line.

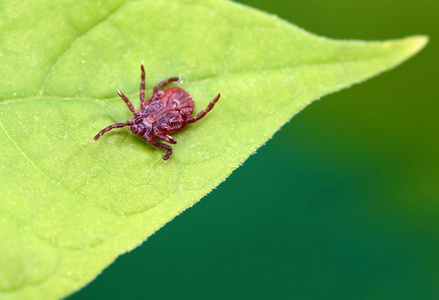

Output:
xmin=146 ymin=138 xmax=173 ymax=161
xmin=118 ymin=91 xmax=138 ymax=116
xmin=186 ymin=93 xmax=220 ymax=123
xmin=153 ymin=77 xmax=180 ymax=94
xmin=140 ymin=64 xmax=146 ymax=108
xmin=157 ymin=134 xmax=177 ymax=144
xmin=94 ymin=120 xmax=134 ymax=140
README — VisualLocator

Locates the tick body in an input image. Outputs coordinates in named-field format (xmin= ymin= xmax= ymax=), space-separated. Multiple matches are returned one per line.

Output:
xmin=94 ymin=64 xmax=220 ymax=161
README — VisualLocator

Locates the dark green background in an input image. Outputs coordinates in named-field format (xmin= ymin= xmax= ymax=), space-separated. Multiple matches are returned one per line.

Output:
xmin=71 ymin=0 xmax=438 ymax=299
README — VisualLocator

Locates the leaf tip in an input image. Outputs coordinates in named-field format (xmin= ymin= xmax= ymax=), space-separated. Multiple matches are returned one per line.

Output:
xmin=379 ymin=35 xmax=429 ymax=69
xmin=403 ymin=35 xmax=429 ymax=56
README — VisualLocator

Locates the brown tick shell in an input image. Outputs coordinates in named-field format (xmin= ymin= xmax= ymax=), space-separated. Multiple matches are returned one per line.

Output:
xmin=146 ymin=87 xmax=194 ymax=117
xmin=143 ymin=87 xmax=195 ymax=135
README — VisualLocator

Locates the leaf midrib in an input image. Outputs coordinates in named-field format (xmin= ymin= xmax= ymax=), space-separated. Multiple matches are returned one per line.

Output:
xmin=0 ymin=51 xmax=402 ymax=105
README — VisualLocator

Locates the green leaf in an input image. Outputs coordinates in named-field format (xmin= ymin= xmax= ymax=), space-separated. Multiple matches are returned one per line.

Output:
xmin=0 ymin=0 xmax=427 ymax=298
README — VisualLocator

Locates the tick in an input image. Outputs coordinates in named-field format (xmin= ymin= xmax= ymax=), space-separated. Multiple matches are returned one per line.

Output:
xmin=94 ymin=64 xmax=220 ymax=161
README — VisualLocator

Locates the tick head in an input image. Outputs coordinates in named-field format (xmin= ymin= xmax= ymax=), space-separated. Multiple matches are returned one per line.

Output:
xmin=130 ymin=118 xmax=146 ymax=135
xmin=130 ymin=123 xmax=144 ymax=135
xmin=130 ymin=119 xmax=152 ymax=136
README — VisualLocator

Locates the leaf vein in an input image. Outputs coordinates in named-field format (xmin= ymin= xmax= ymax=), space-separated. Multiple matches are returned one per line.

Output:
xmin=38 ymin=0 xmax=138 ymax=96
xmin=0 ymin=122 xmax=50 ymax=179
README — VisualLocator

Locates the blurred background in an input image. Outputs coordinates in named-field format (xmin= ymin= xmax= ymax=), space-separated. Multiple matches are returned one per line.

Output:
xmin=71 ymin=0 xmax=438 ymax=299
